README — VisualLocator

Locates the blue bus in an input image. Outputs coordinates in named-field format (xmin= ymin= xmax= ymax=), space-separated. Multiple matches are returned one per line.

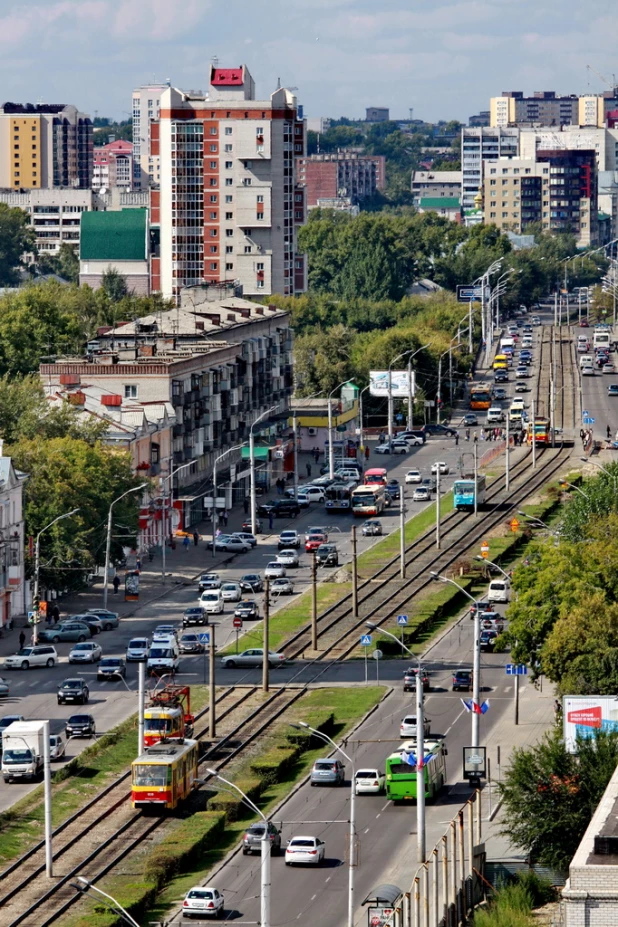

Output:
xmin=453 ymin=476 xmax=486 ymax=511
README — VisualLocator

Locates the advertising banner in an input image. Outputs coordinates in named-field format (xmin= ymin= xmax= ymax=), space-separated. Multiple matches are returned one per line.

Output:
xmin=563 ymin=696 xmax=618 ymax=752
xmin=369 ymin=370 xmax=415 ymax=398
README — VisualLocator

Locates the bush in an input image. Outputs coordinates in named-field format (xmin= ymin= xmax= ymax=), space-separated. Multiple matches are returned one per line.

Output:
xmin=144 ymin=812 xmax=225 ymax=886
xmin=250 ymin=746 xmax=299 ymax=785
xmin=207 ymin=776 xmax=263 ymax=821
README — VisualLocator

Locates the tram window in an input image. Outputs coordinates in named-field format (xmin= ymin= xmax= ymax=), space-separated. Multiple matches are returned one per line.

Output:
xmin=133 ymin=764 xmax=171 ymax=786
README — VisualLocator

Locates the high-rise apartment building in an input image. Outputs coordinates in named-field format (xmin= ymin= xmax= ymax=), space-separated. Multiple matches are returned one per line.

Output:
xmin=0 ymin=102 xmax=92 ymax=189
xmin=132 ymin=82 xmax=170 ymax=189
xmin=152 ymin=64 xmax=307 ymax=301
xmin=490 ymin=89 xmax=618 ymax=129
xmin=93 ymin=140 xmax=133 ymax=190
xmin=461 ymin=127 xmax=519 ymax=209
xmin=297 ymin=152 xmax=385 ymax=207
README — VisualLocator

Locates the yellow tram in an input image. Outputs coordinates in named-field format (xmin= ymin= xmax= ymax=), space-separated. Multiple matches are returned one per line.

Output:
xmin=131 ymin=738 xmax=199 ymax=810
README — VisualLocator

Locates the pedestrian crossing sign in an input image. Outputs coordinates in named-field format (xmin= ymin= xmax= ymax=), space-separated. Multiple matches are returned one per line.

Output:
xmin=360 ymin=634 xmax=372 ymax=646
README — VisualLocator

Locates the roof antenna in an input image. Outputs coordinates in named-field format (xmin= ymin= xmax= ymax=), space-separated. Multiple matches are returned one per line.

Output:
xmin=212 ymin=55 xmax=219 ymax=69
xmin=276 ymin=77 xmax=281 ymax=89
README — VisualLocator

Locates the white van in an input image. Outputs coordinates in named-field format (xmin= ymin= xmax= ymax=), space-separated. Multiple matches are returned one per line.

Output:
xmin=488 ymin=579 xmax=510 ymax=603
xmin=487 ymin=407 xmax=504 ymax=424
xmin=580 ymin=355 xmax=594 ymax=369
xmin=199 ymin=589 xmax=224 ymax=614
xmin=146 ymin=641 xmax=180 ymax=675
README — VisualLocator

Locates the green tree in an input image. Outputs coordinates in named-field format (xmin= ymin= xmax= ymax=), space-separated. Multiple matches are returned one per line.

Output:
xmin=500 ymin=728 xmax=618 ymax=869
xmin=101 ymin=268 xmax=129 ymax=301
xmin=37 ymin=242 xmax=80 ymax=284
xmin=293 ymin=325 xmax=354 ymax=395
xmin=0 ymin=203 xmax=37 ymax=285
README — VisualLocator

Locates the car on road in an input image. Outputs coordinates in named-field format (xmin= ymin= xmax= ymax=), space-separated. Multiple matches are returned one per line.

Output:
xmin=492 ymin=387 xmax=507 ymax=401
xmin=424 ymin=423 xmax=458 ymax=437
xmin=515 ymin=366 xmax=529 ymax=378
xmin=285 ymin=836 xmax=326 ymax=866
xmin=310 ymin=758 xmax=345 ymax=786
xmin=452 ymin=670 xmax=473 ymax=691
xmin=582 ymin=364 xmax=595 ymax=376
xmin=397 ymin=430 xmax=426 ymax=445
xmin=183 ymin=607 xmax=207 ymax=628
xmin=39 ymin=621 xmax=92 ymax=644
xmin=462 ymin=413 xmax=478 ymax=426
xmin=97 ymin=657 xmax=127 ymax=679
xmin=511 ymin=397 xmax=525 ymax=411
xmin=494 ymin=369 xmax=508 ymax=383
xmin=316 ymin=543 xmax=339 ymax=566
xmin=153 ymin=624 xmax=179 ymax=641
xmin=386 ymin=479 xmax=401 ymax=499
xmin=85 ymin=608 xmax=120 ymax=630
xmin=609 ymin=384 xmax=618 ymax=396
xmin=400 ymin=714 xmax=431 ymax=739
xmin=278 ymin=530 xmax=301 ymax=549
xmin=182 ymin=886 xmax=224 ymax=919
xmin=231 ymin=532 xmax=257 ymax=548
xmin=305 ymin=533 xmax=327 ymax=552
xmin=242 ymin=821 xmax=282 ymax=855
xmin=361 ymin=519 xmax=383 ymax=536
xmin=286 ymin=485 xmax=325 ymax=503
xmin=49 ymin=734 xmax=66 ymax=760
xmin=0 ymin=677 xmax=9 ymax=697
xmin=199 ymin=590 xmax=224 ymax=614
xmin=57 ymin=678 xmax=89 ymax=705
xmin=4 ymin=645 xmax=58 ymax=670
xmin=209 ymin=534 xmax=251 ymax=553
xmin=221 ymin=649 xmax=288 ymax=668
xmin=515 ymin=381 xmax=528 ymax=393
xmin=241 ymin=518 xmax=263 ymax=534
xmin=469 ymin=600 xmax=490 ymax=617
xmin=178 ymin=633 xmax=205 ymax=655
xmin=65 ymin=714 xmax=96 ymax=738
xmin=69 ymin=614 xmax=103 ymax=635
xmin=354 ymin=768 xmax=385 ymax=795
xmin=270 ymin=577 xmax=295 ymax=596
xmin=0 ymin=714 xmax=24 ymax=743
xmin=374 ymin=442 xmax=404 ymax=455
xmin=305 ymin=526 xmax=328 ymax=543
xmin=221 ymin=582 xmax=242 ymax=602
xmin=234 ymin=600 xmax=260 ymax=620
xmin=68 ymin=641 xmax=102 ymax=664
xmin=604 ymin=363 xmax=616 ymax=374
xmin=486 ymin=407 xmax=504 ymax=424
xmin=264 ymin=561 xmax=286 ymax=579
xmin=579 ymin=319 xmax=590 ymax=327
xmin=391 ymin=439 xmax=412 ymax=454
xmin=431 ymin=461 xmax=449 ymax=475
xmin=405 ymin=469 xmax=422 ymax=484
xmin=257 ymin=499 xmax=301 ymax=518
xmin=276 ymin=548 xmax=300 ymax=567
xmin=198 ymin=573 xmax=221 ymax=591
xmin=480 ymin=630 xmax=498 ymax=652
xmin=412 ymin=486 xmax=430 ymax=502
xmin=403 ymin=667 xmax=431 ymax=692
xmin=239 ymin=573 xmax=263 ymax=593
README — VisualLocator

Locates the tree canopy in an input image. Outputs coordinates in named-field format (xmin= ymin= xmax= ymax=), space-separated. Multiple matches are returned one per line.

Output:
xmin=0 ymin=203 xmax=37 ymax=286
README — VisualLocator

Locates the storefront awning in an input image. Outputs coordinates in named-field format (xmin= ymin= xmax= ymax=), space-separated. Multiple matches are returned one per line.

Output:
xmin=241 ymin=446 xmax=270 ymax=460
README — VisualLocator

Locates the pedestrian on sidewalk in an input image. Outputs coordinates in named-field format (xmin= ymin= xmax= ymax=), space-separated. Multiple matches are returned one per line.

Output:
xmin=313 ymin=447 xmax=320 ymax=463
xmin=193 ymin=530 xmax=199 ymax=546
xmin=19 ymin=630 xmax=25 ymax=649
xmin=183 ymin=535 xmax=190 ymax=552
xmin=364 ymin=445 xmax=370 ymax=460
xmin=112 ymin=574 xmax=120 ymax=595
xmin=455 ymin=431 xmax=459 ymax=446
xmin=222 ymin=509 xmax=228 ymax=527
xmin=243 ymin=497 xmax=249 ymax=515
xmin=473 ymin=431 xmax=478 ymax=444
xmin=52 ymin=604 xmax=60 ymax=624
xmin=306 ymin=462 xmax=312 ymax=478
xmin=136 ymin=556 xmax=142 ymax=572
xmin=268 ymin=511 xmax=274 ymax=531
xmin=465 ymin=429 xmax=470 ymax=442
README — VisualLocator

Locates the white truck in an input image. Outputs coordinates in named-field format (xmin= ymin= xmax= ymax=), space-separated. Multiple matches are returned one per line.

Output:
xmin=2 ymin=720 xmax=46 ymax=782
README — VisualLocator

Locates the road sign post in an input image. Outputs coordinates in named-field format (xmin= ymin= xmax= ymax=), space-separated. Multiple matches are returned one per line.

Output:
xmin=509 ymin=517 xmax=520 ymax=533
xmin=397 ymin=615 xmax=408 ymax=657
xmin=373 ymin=648 xmax=383 ymax=685
xmin=506 ymin=664 xmax=527 ymax=725
xmin=233 ymin=616 xmax=242 ymax=652
xmin=360 ymin=634 xmax=372 ymax=685
xmin=480 ymin=541 xmax=489 ymax=559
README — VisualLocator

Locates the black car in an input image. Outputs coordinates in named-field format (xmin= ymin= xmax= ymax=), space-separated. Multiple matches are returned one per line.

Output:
xmin=234 ymin=600 xmax=260 ymax=620
xmin=65 ymin=714 xmax=96 ymax=738
xmin=424 ymin=423 xmax=458 ymax=437
xmin=462 ymin=413 xmax=478 ymax=426
xmin=97 ymin=658 xmax=126 ymax=680
xmin=57 ymin=678 xmax=89 ymax=705
xmin=386 ymin=480 xmax=401 ymax=500
xmin=239 ymin=573 xmax=264 ymax=593
xmin=480 ymin=631 xmax=498 ymax=652
xmin=316 ymin=543 xmax=339 ymax=566
xmin=494 ymin=369 xmax=508 ymax=383
xmin=183 ymin=606 xmax=207 ymax=627
xmin=257 ymin=500 xmax=300 ymax=518
xmin=452 ymin=670 xmax=472 ymax=691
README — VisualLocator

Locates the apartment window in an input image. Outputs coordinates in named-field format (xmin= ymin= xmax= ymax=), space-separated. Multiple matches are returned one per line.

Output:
xmin=210 ymin=262 xmax=218 ymax=270
xmin=210 ymin=161 xmax=217 ymax=169
xmin=225 ymin=195 xmax=233 ymax=203
xmin=256 ymin=145 xmax=264 ymax=153
xmin=209 ymin=178 xmax=217 ymax=186
xmin=226 ymin=262 xmax=233 ymax=270
xmin=502 ymin=212 xmax=508 ymax=218
xmin=124 ymin=385 xmax=138 ymax=399
xmin=209 ymin=245 xmax=217 ymax=253
xmin=225 ymin=161 xmax=233 ymax=169
xmin=209 ymin=229 xmax=217 ymax=237
xmin=209 ymin=211 xmax=217 ymax=220
xmin=225 ymin=229 xmax=233 ymax=237
xmin=225 ymin=144 xmax=233 ymax=152
xmin=244 ymin=245 xmax=252 ymax=253
xmin=210 ymin=127 xmax=217 ymax=136
xmin=295 ymin=210 xmax=303 ymax=219
xmin=256 ymin=213 xmax=264 ymax=220
xmin=225 ymin=178 xmax=233 ymax=186
xmin=256 ymin=195 xmax=264 ymax=203
xmin=210 ymin=145 xmax=217 ymax=152
xmin=243 ymin=160 xmax=252 ymax=168
xmin=525 ymin=168 xmax=531 ymax=175
xmin=210 ymin=195 xmax=218 ymax=203
xmin=225 ymin=127 xmax=232 ymax=135
xmin=490 ymin=168 xmax=496 ymax=175
xmin=256 ymin=262 xmax=264 ymax=271
xmin=242 ymin=178 xmax=252 ymax=186
xmin=256 ymin=280 xmax=264 ymax=289
xmin=226 ymin=212 xmax=233 ymax=219
xmin=226 ymin=245 xmax=233 ymax=253
xmin=490 ymin=180 xmax=496 ymax=186
xmin=256 ymin=127 xmax=263 ymax=135
xmin=513 ymin=168 xmax=520 ymax=175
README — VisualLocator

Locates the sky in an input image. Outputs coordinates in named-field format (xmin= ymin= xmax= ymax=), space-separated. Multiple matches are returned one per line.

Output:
xmin=1 ymin=0 xmax=617 ymax=123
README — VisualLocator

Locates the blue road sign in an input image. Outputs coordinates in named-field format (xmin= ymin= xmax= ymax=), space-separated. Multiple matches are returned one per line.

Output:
xmin=583 ymin=417 xmax=595 ymax=425
xmin=582 ymin=410 xmax=589 ymax=416
xmin=198 ymin=632 xmax=211 ymax=645
xmin=27 ymin=611 xmax=34 ymax=619
xmin=397 ymin=614 xmax=409 ymax=626
xmin=360 ymin=634 xmax=372 ymax=646
xmin=506 ymin=664 xmax=528 ymax=676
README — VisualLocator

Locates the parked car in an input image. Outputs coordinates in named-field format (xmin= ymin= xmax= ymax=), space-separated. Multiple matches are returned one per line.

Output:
xmin=403 ymin=667 xmax=431 ymax=692
xmin=4 ymin=645 xmax=58 ymax=670
xmin=198 ymin=573 xmax=221 ymax=591
xmin=234 ymin=600 xmax=260 ymax=620
xmin=231 ymin=532 xmax=258 ymax=548
xmin=316 ymin=543 xmax=339 ymax=566
xmin=424 ymin=424 xmax=458 ymax=437
xmin=452 ymin=670 xmax=473 ymax=691
xmin=85 ymin=608 xmax=120 ymax=630
xmin=182 ymin=607 xmax=207 ymax=628
xmin=49 ymin=733 xmax=66 ymax=760
xmin=0 ymin=677 xmax=9 ymax=697
xmin=278 ymin=530 xmax=301 ymax=549
xmin=354 ymin=768 xmax=385 ymax=795
xmin=242 ymin=822 xmax=282 ymax=856
xmin=375 ymin=442 xmax=403 ymax=455
xmin=221 ymin=649 xmax=287 ymax=668
xmin=239 ymin=573 xmax=264 ymax=593
xmin=608 ymin=384 xmax=618 ymax=396
xmin=97 ymin=657 xmax=127 ymax=680
xmin=209 ymin=535 xmax=251 ymax=553
xmin=310 ymin=758 xmax=345 ymax=786
xmin=276 ymin=548 xmax=300 ymax=567
xmin=57 ymin=678 xmax=89 ymax=705
xmin=257 ymin=499 xmax=301 ymax=518
xmin=241 ymin=518 xmax=263 ymax=534
xmin=69 ymin=641 xmax=102 ymax=664
xmin=178 ymin=633 xmax=205 ymax=655
xmin=221 ymin=582 xmax=242 ymax=602
xmin=182 ymin=886 xmax=224 ymax=919
xmin=361 ymin=519 xmax=383 ymax=536
xmin=285 ymin=836 xmax=326 ymax=866
xmin=39 ymin=622 xmax=92 ymax=644
xmin=270 ymin=577 xmax=295 ymax=596
xmin=286 ymin=485 xmax=325 ymax=503
xmin=0 ymin=714 xmax=25 ymax=743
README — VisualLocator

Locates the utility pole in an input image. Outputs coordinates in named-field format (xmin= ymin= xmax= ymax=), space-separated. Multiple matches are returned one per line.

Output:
xmin=514 ymin=672 xmax=520 ymax=726
xmin=472 ymin=606 xmax=481 ymax=747
xmin=311 ymin=550 xmax=318 ymax=650
xmin=505 ymin=413 xmax=510 ymax=491
xmin=416 ymin=673 xmax=426 ymax=863
xmin=400 ymin=490 xmax=406 ymax=579
xmin=531 ymin=398 xmax=536 ymax=470
xmin=351 ymin=525 xmax=358 ymax=617
xmin=292 ymin=411 xmax=299 ymax=501
xmin=550 ymin=379 xmax=555 ymax=449
xmin=435 ymin=466 xmax=441 ymax=550
xmin=262 ymin=579 xmax=270 ymax=693
xmin=473 ymin=442 xmax=478 ymax=519
xmin=208 ymin=621 xmax=216 ymax=739
xmin=138 ymin=661 xmax=145 ymax=755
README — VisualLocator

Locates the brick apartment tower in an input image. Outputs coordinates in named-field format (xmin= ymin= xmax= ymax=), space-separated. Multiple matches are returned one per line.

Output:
xmin=151 ymin=65 xmax=307 ymax=300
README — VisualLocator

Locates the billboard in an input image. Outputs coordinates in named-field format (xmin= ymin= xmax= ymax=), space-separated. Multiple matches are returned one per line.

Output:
xmin=457 ymin=284 xmax=490 ymax=302
xmin=563 ymin=696 xmax=618 ymax=752
xmin=369 ymin=370 xmax=415 ymax=399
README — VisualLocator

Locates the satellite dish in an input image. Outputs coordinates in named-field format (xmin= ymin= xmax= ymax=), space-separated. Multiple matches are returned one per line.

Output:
xmin=99 ymin=186 xmax=107 ymax=195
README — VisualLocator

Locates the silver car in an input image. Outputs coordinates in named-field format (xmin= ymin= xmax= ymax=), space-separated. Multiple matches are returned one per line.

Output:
xmin=221 ymin=582 xmax=242 ymax=602
xmin=49 ymin=733 xmax=66 ymax=760
xmin=69 ymin=641 xmax=102 ymax=664
xmin=264 ymin=561 xmax=286 ymax=579
xmin=221 ymin=649 xmax=287 ymax=668
xmin=276 ymin=548 xmax=299 ymax=567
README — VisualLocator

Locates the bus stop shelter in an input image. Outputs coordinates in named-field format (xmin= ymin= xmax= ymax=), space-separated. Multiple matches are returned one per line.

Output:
xmin=362 ymin=883 xmax=404 ymax=927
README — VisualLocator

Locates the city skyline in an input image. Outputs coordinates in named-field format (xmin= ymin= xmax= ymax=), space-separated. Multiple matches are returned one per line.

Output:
xmin=0 ymin=0 xmax=616 ymax=123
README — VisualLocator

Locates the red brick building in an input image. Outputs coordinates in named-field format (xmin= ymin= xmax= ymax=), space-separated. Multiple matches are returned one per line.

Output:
xmin=296 ymin=153 xmax=386 ymax=207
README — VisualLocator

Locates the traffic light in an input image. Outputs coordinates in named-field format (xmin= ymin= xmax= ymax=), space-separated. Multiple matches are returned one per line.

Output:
xmin=32 ymin=594 xmax=39 ymax=614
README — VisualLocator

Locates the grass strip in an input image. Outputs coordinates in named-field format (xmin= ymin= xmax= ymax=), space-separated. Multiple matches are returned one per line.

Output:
xmin=63 ymin=686 xmax=385 ymax=927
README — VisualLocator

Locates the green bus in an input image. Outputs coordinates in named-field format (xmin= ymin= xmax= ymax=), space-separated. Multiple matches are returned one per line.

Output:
xmin=385 ymin=739 xmax=448 ymax=803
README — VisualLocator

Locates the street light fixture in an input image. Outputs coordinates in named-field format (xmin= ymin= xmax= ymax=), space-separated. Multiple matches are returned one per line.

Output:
xmin=289 ymin=721 xmax=357 ymax=925
xmin=250 ymin=406 xmax=278 ymax=535
xmin=33 ymin=508 xmax=80 ymax=643
xmin=212 ymin=443 xmax=246 ymax=558
xmin=580 ymin=457 xmax=617 ymax=491
xmin=71 ymin=877 xmax=141 ymax=927
xmin=159 ymin=460 xmax=193 ymax=585
xmin=328 ymin=379 xmax=356 ymax=479
xmin=473 ymin=555 xmax=509 ymax=579
xmin=559 ymin=478 xmax=590 ymax=501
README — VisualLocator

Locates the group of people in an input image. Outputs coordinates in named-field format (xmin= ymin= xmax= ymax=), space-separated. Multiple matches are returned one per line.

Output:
xmin=462 ymin=427 xmax=528 ymax=446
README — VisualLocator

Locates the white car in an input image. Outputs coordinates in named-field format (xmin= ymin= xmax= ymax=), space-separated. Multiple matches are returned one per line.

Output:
xmin=4 ymin=645 xmax=58 ymax=670
xmin=220 ymin=582 xmax=242 ymax=602
xmin=431 ymin=462 xmax=449 ymax=475
xmin=399 ymin=714 xmax=431 ymax=739
xmin=182 ymin=886 xmax=224 ymax=918
xmin=402 ymin=435 xmax=423 ymax=447
xmin=405 ymin=469 xmax=422 ymax=484
xmin=390 ymin=441 xmax=409 ymax=454
xmin=285 ymin=835 xmax=326 ymax=866
xmin=278 ymin=530 xmax=301 ymax=549
xmin=581 ymin=365 xmax=595 ymax=376
xmin=354 ymin=768 xmax=385 ymax=795
xmin=286 ymin=485 xmax=325 ymax=502
xmin=276 ymin=548 xmax=300 ymax=567
xmin=49 ymin=733 xmax=66 ymax=760
xmin=603 ymin=363 xmax=616 ymax=374
xmin=264 ymin=561 xmax=286 ymax=579
xmin=126 ymin=638 xmax=149 ymax=662
xmin=198 ymin=573 xmax=221 ymax=591
xmin=511 ymin=398 xmax=525 ymax=411
xmin=68 ymin=641 xmax=102 ymax=664
xmin=199 ymin=591 xmax=224 ymax=614
xmin=374 ymin=443 xmax=392 ymax=454
xmin=221 ymin=649 xmax=288 ymax=668
xmin=412 ymin=486 xmax=430 ymax=502
xmin=153 ymin=624 xmax=179 ymax=640
xmin=211 ymin=535 xmax=251 ymax=553
xmin=231 ymin=532 xmax=257 ymax=547
xmin=270 ymin=577 xmax=295 ymax=595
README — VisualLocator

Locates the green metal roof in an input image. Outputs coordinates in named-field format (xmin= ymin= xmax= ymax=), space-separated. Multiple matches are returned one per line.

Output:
xmin=419 ymin=197 xmax=461 ymax=210
xmin=241 ymin=445 xmax=270 ymax=460
xmin=80 ymin=208 xmax=147 ymax=261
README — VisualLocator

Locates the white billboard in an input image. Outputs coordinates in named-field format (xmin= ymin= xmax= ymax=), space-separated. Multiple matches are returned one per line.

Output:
xmin=369 ymin=370 xmax=415 ymax=399
xmin=563 ymin=696 xmax=618 ymax=752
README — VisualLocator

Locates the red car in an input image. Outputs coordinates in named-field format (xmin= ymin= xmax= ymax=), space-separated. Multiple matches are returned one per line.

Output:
xmin=305 ymin=534 xmax=327 ymax=552
xmin=580 ymin=320 xmax=590 ymax=328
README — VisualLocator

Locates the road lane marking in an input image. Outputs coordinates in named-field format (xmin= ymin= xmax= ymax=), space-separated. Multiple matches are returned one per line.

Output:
xmin=364 ymin=827 xmax=370 ymax=834
xmin=381 ymin=801 xmax=389 ymax=811
xmin=443 ymin=706 xmax=466 ymax=736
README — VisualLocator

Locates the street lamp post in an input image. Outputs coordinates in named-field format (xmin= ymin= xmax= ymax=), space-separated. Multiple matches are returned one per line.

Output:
xmin=328 ymin=379 xmax=355 ymax=479
xmin=406 ymin=343 xmax=431 ymax=430
xmin=290 ymin=721 xmax=357 ymax=926
xmin=71 ymin=877 xmax=141 ymax=927
xmin=473 ymin=555 xmax=509 ymax=579
xmin=103 ymin=485 xmax=147 ymax=610
xmin=204 ymin=768 xmax=271 ymax=927
xmin=359 ymin=385 xmax=370 ymax=453
xmin=580 ymin=457 xmax=617 ymax=492
xmin=33 ymin=508 xmax=80 ymax=644
xmin=160 ymin=461 xmax=193 ymax=585
xmin=212 ymin=443 xmax=245 ymax=558
xmin=250 ymin=406 xmax=278 ymax=536
xmin=430 ymin=572 xmax=481 ymax=746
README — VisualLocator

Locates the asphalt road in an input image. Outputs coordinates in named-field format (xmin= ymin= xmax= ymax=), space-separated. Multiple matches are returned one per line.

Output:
xmin=578 ymin=329 xmax=618 ymax=442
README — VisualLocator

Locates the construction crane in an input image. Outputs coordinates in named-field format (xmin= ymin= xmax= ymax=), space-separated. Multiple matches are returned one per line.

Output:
xmin=586 ymin=64 xmax=617 ymax=91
